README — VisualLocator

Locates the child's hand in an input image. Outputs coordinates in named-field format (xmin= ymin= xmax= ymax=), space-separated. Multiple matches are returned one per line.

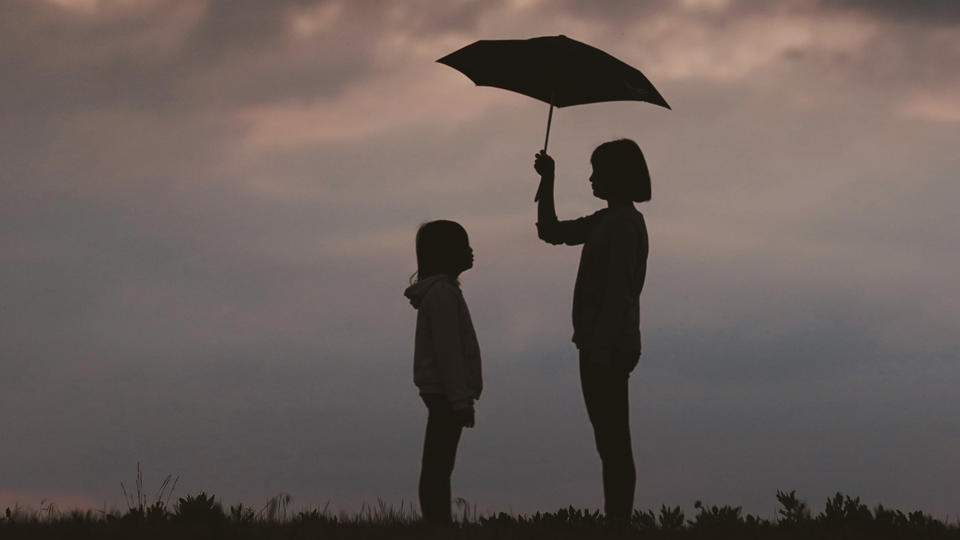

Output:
xmin=534 ymin=151 xmax=555 ymax=178
xmin=453 ymin=406 xmax=475 ymax=428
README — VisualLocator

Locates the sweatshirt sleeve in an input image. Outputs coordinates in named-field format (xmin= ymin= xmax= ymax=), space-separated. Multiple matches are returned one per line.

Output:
xmin=537 ymin=211 xmax=602 ymax=246
xmin=423 ymin=282 xmax=473 ymax=409
xmin=590 ymin=217 xmax=639 ymax=365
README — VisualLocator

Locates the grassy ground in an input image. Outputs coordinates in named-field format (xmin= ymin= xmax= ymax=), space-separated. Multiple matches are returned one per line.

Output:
xmin=3 ymin=490 xmax=959 ymax=539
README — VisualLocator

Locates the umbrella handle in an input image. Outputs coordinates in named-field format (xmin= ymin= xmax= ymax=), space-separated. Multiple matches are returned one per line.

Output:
xmin=535 ymin=94 xmax=555 ymax=202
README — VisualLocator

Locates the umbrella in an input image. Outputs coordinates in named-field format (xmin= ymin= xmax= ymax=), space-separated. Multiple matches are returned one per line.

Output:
xmin=438 ymin=35 xmax=670 ymax=199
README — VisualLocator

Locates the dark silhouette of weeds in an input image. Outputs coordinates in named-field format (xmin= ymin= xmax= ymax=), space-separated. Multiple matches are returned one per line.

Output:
xmin=3 ymin=489 xmax=960 ymax=539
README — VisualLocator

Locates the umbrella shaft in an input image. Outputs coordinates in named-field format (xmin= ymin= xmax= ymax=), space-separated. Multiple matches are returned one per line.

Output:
xmin=536 ymin=92 xmax=555 ymax=202
xmin=543 ymin=102 xmax=554 ymax=152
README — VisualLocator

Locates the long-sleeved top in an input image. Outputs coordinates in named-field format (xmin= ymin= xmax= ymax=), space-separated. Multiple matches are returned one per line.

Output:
xmin=404 ymin=274 xmax=483 ymax=409
xmin=537 ymin=205 xmax=649 ymax=358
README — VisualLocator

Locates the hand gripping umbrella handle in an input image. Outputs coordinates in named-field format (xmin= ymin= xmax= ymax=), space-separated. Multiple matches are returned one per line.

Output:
xmin=534 ymin=93 xmax=555 ymax=202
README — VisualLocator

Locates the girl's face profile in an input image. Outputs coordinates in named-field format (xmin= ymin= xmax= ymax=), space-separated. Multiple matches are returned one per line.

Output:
xmin=457 ymin=240 xmax=474 ymax=273
xmin=589 ymin=162 xmax=609 ymax=199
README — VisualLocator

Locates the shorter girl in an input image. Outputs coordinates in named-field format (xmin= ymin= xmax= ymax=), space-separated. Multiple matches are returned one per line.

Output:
xmin=403 ymin=220 xmax=482 ymax=524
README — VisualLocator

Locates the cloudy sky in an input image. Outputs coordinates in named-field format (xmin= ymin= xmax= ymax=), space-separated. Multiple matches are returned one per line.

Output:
xmin=2 ymin=0 xmax=958 ymax=519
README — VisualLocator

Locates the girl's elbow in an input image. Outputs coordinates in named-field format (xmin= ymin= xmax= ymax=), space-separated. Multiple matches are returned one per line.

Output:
xmin=536 ymin=224 xmax=564 ymax=245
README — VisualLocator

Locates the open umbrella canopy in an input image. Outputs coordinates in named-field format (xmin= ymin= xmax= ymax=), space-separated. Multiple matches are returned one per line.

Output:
xmin=437 ymin=35 xmax=671 ymax=109
xmin=438 ymin=35 xmax=670 ymax=200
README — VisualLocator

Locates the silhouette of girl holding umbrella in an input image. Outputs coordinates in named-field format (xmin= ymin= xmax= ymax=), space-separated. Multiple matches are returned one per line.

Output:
xmin=439 ymin=35 xmax=668 ymax=520
xmin=534 ymin=140 xmax=650 ymax=521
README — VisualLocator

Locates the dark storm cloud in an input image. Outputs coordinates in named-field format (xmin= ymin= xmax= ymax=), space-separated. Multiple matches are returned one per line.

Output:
xmin=561 ymin=0 xmax=960 ymax=24
xmin=546 ymin=0 xmax=671 ymax=22
xmin=0 ymin=0 xmax=379 ymax=116
xmin=824 ymin=0 xmax=960 ymax=24
xmin=376 ymin=0 xmax=508 ymax=33
xmin=181 ymin=0 xmax=308 ymax=63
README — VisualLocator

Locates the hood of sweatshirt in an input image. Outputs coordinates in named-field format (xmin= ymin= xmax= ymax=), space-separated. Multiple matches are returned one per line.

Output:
xmin=403 ymin=274 xmax=451 ymax=309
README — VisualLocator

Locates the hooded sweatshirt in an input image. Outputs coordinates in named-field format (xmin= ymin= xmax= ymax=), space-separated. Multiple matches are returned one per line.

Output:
xmin=404 ymin=274 xmax=482 ymax=410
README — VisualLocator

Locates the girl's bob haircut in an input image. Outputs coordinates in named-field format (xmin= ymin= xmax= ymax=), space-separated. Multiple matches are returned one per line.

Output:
xmin=414 ymin=220 xmax=469 ymax=282
xmin=591 ymin=138 xmax=651 ymax=202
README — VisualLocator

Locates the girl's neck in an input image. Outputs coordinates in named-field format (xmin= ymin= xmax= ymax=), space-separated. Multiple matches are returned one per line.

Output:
xmin=606 ymin=199 xmax=634 ymax=209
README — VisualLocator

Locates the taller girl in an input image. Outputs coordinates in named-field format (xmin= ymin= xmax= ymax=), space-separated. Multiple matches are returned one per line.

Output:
xmin=533 ymin=139 xmax=650 ymax=522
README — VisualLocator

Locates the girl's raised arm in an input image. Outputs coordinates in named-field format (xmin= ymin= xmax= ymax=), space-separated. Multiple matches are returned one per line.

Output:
xmin=534 ymin=151 xmax=597 ymax=246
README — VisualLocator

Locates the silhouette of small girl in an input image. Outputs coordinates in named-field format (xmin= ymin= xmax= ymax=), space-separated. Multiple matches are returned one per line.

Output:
xmin=403 ymin=220 xmax=482 ymax=524
xmin=533 ymin=139 xmax=650 ymax=521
